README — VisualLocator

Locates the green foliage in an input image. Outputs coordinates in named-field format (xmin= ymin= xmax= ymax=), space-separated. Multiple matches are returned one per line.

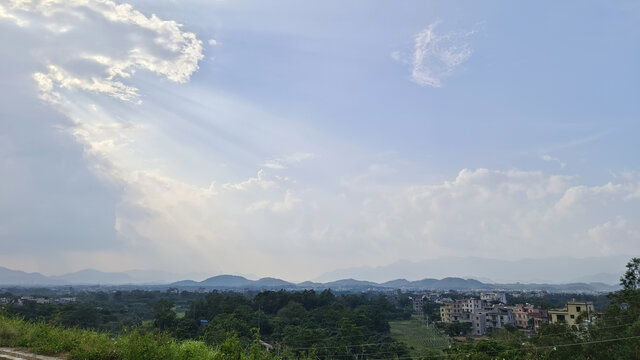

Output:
xmin=1 ymin=289 xmax=204 ymax=334
xmin=445 ymin=339 xmax=531 ymax=360
xmin=153 ymin=299 xmax=177 ymax=331
xmin=276 ymin=301 xmax=306 ymax=326
xmin=1 ymin=288 xmax=411 ymax=359
xmin=437 ymin=321 xmax=471 ymax=337
xmin=0 ymin=315 xmax=279 ymax=360
xmin=389 ymin=315 xmax=449 ymax=358
xmin=621 ymin=257 xmax=640 ymax=291
xmin=184 ymin=289 xmax=410 ymax=358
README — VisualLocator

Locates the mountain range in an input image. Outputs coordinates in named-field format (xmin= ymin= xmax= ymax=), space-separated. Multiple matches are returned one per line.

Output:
xmin=313 ymin=256 xmax=629 ymax=284
xmin=0 ymin=267 xmax=209 ymax=286
xmin=0 ymin=266 xmax=619 ymax=293
xmin=167 ymin=275 xmax=619 ymax=293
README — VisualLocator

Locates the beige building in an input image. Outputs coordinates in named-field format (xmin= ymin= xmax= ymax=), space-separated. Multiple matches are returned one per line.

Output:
xmin=513 ymin=304 xmax=548 ymax=330
xmin=440 ymin=300 xmax=465 ymax=322
xmin=549 ymin=301 xmax=595 ymax=326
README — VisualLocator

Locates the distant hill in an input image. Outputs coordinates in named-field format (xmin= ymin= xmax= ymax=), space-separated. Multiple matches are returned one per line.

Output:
xmin=0 ymin=266 xmax=58 ymax=285
xmin=51 ymin=269 xmax=134 ymax=285
xmin=0 ymin=265 xmax=622 ymax=293
xmin=381 ymin=279 xmax=411 ymax=288
xmin=199 ymin=275 xmax=254 ymax=288
xmin=123 ymin=270 xmax=210 ymax=284
xmin=170 ymin=275 xmax=296 ymax=290
xmin=296 ymin=281 xmax=323 ymax=288
xmin=253 ymin=277 xmax=295 ymax=287
xmin=171 ymin=280 xmax=201 ymax=287
xmin=424 ymin=277 xmax=487 ymax=290
xmin=570 ymin=272 xmax=622 ymax=285
xmin=314 ymin=256 xmax=627 ymax=284
xmin=408 ymin=278 xmax=439 ymax=288
xmin=311 ymin=279 xmax=380 ymax=290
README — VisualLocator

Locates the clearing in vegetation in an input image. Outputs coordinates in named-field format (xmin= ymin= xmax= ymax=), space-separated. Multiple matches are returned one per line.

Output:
xmin=389 ymin=315 xmax=450 ymax=358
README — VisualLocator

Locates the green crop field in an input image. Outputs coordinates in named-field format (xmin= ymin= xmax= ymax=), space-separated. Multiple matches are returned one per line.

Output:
xmin=390 ymin=316 xmax=450 ymax=358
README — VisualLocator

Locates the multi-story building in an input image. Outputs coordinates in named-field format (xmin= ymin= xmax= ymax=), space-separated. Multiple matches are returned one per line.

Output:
xmin=469 ymin=312 xmax=487 ymax=336
xmin=462 ymin=298 xmax=483 ymax=313
xmin=440 ymin=298 xmax=514 ymax=336
xmin=440 ymin=300 xmax=464 ymax=322
xmin=548 ymin=301 xmax=595 ymax=326
xmin=411 ymin=296 xmax=424 ymax=315
xmin=481 ymin=292 xmax=507 ymax=304
xmin=513 ymin=304 xmax=549 ymax=330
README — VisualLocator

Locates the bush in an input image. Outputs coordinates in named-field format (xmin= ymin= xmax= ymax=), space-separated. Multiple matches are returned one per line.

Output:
xmin=0 ymin=315 xmax=270 ymax=360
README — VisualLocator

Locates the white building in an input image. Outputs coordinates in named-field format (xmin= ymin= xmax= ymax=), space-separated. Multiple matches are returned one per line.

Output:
xmin=440 ymin=298 xmax=515 ymax=336
xmin=481 ymin=292 xmax=507 ymax=304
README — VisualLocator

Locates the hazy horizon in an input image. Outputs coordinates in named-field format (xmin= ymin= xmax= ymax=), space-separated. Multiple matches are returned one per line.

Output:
xmin=0 ymin=255 xmax=629 ymax=286
xmin=1 ymin=1 xmax=639 ymax=281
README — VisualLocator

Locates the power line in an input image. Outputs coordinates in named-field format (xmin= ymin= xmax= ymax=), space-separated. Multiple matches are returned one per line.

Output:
xmin=367 ymin=334 xmax=640 ymax=360
xmin=281 ymin=311 xmax=640 ymax=352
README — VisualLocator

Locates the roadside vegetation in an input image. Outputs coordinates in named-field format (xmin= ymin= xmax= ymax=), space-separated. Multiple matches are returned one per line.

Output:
xmin=0 ymin=290 xmax=412 ymax=359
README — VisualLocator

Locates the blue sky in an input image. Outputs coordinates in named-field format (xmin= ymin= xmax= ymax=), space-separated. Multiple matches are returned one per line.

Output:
xmin=0 ymin=0 xmax=639 ymax=281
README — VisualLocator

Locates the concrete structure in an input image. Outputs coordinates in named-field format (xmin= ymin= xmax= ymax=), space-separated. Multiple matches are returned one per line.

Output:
xmin=469 ymin=312 xmax=487 ymax=336
xmin=481 ymin=292 xmax=507 ymax=304
xmin=513 ymin=304 xmax=548 ymax=330
xmin=440 ymin=301 xmax=464 ymax=323
xmin=410 ymin=296 xmax=424 ymax=315
xmin=440 ymin=298 xmax=515 ymax=336
xmin=549 ymin=301 xmax=595 ymax=326
xmin=462 ymin=298 xmax=483 ymax=313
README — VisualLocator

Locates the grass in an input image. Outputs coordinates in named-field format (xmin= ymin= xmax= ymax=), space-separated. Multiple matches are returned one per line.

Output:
xmin=0 ymin=315 xmax=272 ymax=360
xmin=390 ymin=315 xmax=450 ymax=358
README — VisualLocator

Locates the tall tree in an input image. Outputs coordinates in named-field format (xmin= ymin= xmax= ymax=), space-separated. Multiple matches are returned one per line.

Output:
xmin=621 ymin=258 xmax=640 ymax=291
xmin=153 ymin=299 xmax=177 ymax=331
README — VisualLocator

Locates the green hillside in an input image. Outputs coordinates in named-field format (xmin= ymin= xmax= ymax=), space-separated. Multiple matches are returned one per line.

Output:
xmin=390 ymin=315 xmax=450 ymax=358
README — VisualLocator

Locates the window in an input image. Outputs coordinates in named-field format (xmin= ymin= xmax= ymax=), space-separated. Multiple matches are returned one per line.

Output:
xmin=557 ymin=315 xmax=565 ymax=322
xmin=576 ymin=306 xmax=581 ymax=312
xmin=570 ymin=315 xmax=575 ymax=319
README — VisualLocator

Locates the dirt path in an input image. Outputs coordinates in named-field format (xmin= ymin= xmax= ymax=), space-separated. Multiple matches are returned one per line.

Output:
xmin=0 ymin=348 xmax=62 ymax=360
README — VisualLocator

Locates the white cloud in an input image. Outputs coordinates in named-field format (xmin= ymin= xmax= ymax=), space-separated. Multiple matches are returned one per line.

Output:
xmin=263 ymin=152 xmax=316 ymax=169
xmin=5 ymin=0 xmax=203 ymax=103
xmin=394 ymin=21 xmax=473 ymax=87
xmin=541 ymin=154 xmax=567 ymax=168
xmin=118 ymin=166 xmax=640 ymax=278
xmin=34 ymin=65 xmax=141 ymax=103
xmin=586 ymin=218 xmax=629 ymax=256
xmin=208 ymin=39 xmax=219 ymax=46
xmin=0 ymin=3 xmax=28 ymax=26
xmin=343 ymin=168 xmax=640 ymax=264
xmin=390 ymin=50 xmax=405 ymax=64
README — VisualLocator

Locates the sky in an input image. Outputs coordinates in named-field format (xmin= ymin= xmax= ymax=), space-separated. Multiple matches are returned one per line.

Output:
xmin=1 ymin=0 xmax=639 ymax=282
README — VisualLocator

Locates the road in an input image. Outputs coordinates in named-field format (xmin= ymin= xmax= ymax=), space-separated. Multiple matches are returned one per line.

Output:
xmin=0 ymin=349 xmax=61 ymax=360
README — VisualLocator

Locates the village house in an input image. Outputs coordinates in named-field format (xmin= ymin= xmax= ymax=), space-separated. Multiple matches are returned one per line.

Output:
xmin=410 ymin=296 xmax=424 ymax=315
xmin=512 ymin=304 xmax=548 ymax=330
xmin=440 ymin=298 xmax=515 ymax=336
xmin=548 ymin=301 xmax=596 ymax=326
xmin=481 ymin=292 xmax=507 ymax=304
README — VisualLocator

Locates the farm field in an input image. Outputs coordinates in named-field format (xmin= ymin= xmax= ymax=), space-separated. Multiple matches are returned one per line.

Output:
xmin=389 ymin=316 xmax=450 ymax=358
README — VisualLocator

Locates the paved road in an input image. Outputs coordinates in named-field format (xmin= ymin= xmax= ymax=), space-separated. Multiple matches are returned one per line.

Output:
xmin=0 ymin=348 xmax=61 ymax=360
